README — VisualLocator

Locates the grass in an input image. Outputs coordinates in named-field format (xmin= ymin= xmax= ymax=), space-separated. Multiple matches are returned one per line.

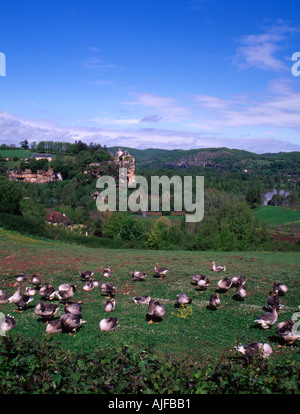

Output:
xmin=0 ymin=227 xmax=300 ymax=366
xmin=255 ymin=206 xmax=300 ymax=227
xmin=0 ymin=149 xmax=31 ymax=159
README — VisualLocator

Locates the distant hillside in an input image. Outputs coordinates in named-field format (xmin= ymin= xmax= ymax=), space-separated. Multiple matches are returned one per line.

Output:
xmin=108 ymin=146 xmax=258 ymax=167
xmin=108 ymin=146 xmax=300 ymax=174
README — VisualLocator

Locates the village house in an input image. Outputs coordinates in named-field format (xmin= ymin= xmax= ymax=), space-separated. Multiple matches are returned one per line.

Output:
xmin=29 ymin=153 xmax=53 ymax=162
xmin=46 ymin=211 xmax=72 ymax=227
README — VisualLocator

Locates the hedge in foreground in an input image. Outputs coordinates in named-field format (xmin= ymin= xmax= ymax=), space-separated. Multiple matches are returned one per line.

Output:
xmin=0 ymin=335 xmax=299 ymax=394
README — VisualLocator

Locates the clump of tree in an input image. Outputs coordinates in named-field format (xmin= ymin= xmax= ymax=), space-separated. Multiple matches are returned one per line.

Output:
xmin=20 ymin=157 xmax=49 ymax=173
xmin=146 ymin=216 xmax=183 ymax=250
xmin=102 ymin=212 xmax=147 ymax=243
xmin=193 ymin=190 xmax=267 ymax=251
xmin=0 ymin=176 xmax=23 ymax=214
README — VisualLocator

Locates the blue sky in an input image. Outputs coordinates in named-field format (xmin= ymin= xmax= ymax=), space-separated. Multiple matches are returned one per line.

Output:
xmin=0 ymin=0 xmax=300 ymax=153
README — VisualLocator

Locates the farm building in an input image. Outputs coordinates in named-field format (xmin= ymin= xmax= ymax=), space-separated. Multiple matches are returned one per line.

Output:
xmin=46 ymin=211 xmax=72 ymax=227
xmin=30 ymin=153 xmax=53 ymax=161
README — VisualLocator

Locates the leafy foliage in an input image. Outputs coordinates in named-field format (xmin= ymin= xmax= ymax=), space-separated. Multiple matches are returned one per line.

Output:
xmin=0 ymin=176 xmax=23 ymax=214
xmin=102 ymin=212 xmax=146 ymax=242
xmin=0 ymin=335 xmax=299 ymax=394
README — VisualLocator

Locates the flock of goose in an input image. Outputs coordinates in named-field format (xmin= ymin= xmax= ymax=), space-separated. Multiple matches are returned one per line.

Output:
xmin=0 ymin=260 xmax=299 ymax=360
xmin=0 ymin=270 xmax=117 ymax=336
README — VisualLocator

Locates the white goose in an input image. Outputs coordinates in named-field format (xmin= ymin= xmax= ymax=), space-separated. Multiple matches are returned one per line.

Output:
xmin=254 ymin=306 xmax=279 ymax=329
xmin=235 ymin=342 xmax=272 ymax=359
xmin=147 ymin=300 xmax=166 ymax=324
xmin=131 ymin=271 xmax=147 ymax=281
xmin=212 ymin=261 xmax=226 ymax=272
xmin=99 ymin=317 xmax=118 ymax=332
xmin=196 ymin=276 xmax=211 ymax=291
xmin=154 ymin=263 xmax=169 ymax=279
xmin=235 ymin=284 xmax=247 ymax=300
xmin=176 ymin=293 xmax=192 ymax=307
xmin=0 ymin=314 xmax=16 ymax=333
xmin=104 ymin=299 xmax=116 ymax=312
xmin=276 ymin=319 xmax=300 ymax=346
xmin=217 ymin=277 xmax=232 ymax=291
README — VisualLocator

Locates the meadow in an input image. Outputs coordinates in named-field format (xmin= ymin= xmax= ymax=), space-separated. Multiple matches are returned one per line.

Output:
xmin=255 ymin=206 xmax=300 ymax=227
xmin=0 ymin=149 xmax=31 ymax=159
xmin=0 ymin=227 xmax=299 ymax=368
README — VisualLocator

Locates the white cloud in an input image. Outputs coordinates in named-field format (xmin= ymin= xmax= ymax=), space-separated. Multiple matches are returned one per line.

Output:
xmin=91 ymin=80 xmax=113 ymax=86
xmin=75 ymin=56 xmax=117 ymax=71
xmin=1 ymin=78 xmax=300 ymax=154
xmin=89 ymin=117 xmax=141 ymax=125
xmin=0 ymin=110 xmax=300 ymax=154
xmin=191 ymin=79 xmax=300 ymax=130
xmin=233 ymin=22 xmax=299 ymax=72
xmin=123 ymin=93 xmax=191 ymax=122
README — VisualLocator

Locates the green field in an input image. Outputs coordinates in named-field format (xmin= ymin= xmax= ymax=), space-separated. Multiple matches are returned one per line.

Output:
xmin=255 ymin=206 xmax=300 ymax=228
xmin=0 ymin=227 xmax=299 ymax=366
xmin=0 ymin=149 xmax=31 ymax=159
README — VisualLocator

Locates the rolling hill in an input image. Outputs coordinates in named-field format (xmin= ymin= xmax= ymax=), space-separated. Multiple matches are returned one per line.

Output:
xmin=108 ymin=146 xmax=300 ymax=173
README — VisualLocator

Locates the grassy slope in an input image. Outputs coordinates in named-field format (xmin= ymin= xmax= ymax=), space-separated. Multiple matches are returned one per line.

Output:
xmin=255 ymin=206 xmax=300 ymax=227
xmin=0 ymin=228 xmax=299 ymax=365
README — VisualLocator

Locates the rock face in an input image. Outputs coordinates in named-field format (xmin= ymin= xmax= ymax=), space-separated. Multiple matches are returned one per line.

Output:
xmin=166 ymin=150 xmax=235 ymax=169
xmin=8 ymin=168 xmax=63 ymax=183
xmin=127 ymin=163 xmax=136 ymax=184
xmin=85 ymin=148 xmax=136 ymax=183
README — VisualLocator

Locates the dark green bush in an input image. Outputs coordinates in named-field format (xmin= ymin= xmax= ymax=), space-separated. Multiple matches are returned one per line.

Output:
xmin=0 ymin=335 xmax=299 ymax=394
xmin=0 ymin=213 xmax=50 ymax=238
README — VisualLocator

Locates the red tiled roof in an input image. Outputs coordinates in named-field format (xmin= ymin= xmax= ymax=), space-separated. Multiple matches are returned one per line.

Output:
xmin=46 ymin=211 xmax=72 ymax=224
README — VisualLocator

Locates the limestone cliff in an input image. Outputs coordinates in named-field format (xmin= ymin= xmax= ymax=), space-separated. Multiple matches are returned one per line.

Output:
xmin=85 ymin=148 xmax=136 ymax=183
xmin=8 ymin=168 xmax=63 ymax=183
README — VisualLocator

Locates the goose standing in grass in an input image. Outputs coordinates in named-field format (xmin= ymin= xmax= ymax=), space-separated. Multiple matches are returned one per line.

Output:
xmin=212 ymin=262 xmax=226 ymax=272
xmin=131 ymin=271 xmax=147 ymax=281
xmin=91 ymin=279 xmax=99 ymax=288
xmin=31 ymin=275 xmax=41 ymax=288
xmin=58 ymin=283 xmax=71 ymax=291
xmin=235 ymin=283 xmax=247 ymax=301
xmin=83 ymin=280 xmax=95 ymax=291
xmin=276 ymin=319 xmax=300 ymax=346
xmin=99 ymin=317 xmax=118 ymax=331
xmin=100 ymin=283 xmax=116 ymax=299
xmin=46 ymin=319 xmax=62 ymax=333
xmin=14 ymin=273 xmax=27 ymax=283
xmin=235 ymin=342 xmax=272 ymax=360
xmin=209 ymin=293 xmax=221 ymax=310
xmin=0 ymin=314 xmax=16 ymax=333
xmin=231 ymin=276 xmax=245 ymax=287
xmin=103 ymin=268 xmax=111 ymax=278
xmin=154 ymin=263 xmax=168 ymax=279
xmin=39 ymin=283 xmax=57 ymax=301
xmin=65 ymin=302 xmax=82 ymax=316
xmin=0 ymin=289 xmax=12 ymax=304
xmin=192 ymin=274 xmax=206 ymax=284
xmin=273 ymin=283 xmax=288 ymax=296
xmin=147 ymin=300 xmax=166 ymax=324
xmin=254 ymin=305 xmax=279 ymax=329
xmin=104 ymin=299 xmax=116 ymax=312
xmin=195 ymin=276 xmax=211 ymax=292
xmin=8 ymin=283 xmax=34 ymax=312
xmin=56 ymin=284 xmax=76 ymax=303
xmin=176 ymin=293 xmax=192 ymax=307
xmin=34 ymin=302 xmax=60 ymax=320
xmin=133 ymin=295 xmax=151 ymax=305
xmin=267 ymin=290 xmax=281 ymax=310
xmin=60 ymin=313 xmax=86 ymax=336
xmin=79 ymin=270 xmax=94 ymax=280
xmin=25 ymin=286 xmax=37 ymax=296
xmin=217 ymin=277 xmax=232 ymax=292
